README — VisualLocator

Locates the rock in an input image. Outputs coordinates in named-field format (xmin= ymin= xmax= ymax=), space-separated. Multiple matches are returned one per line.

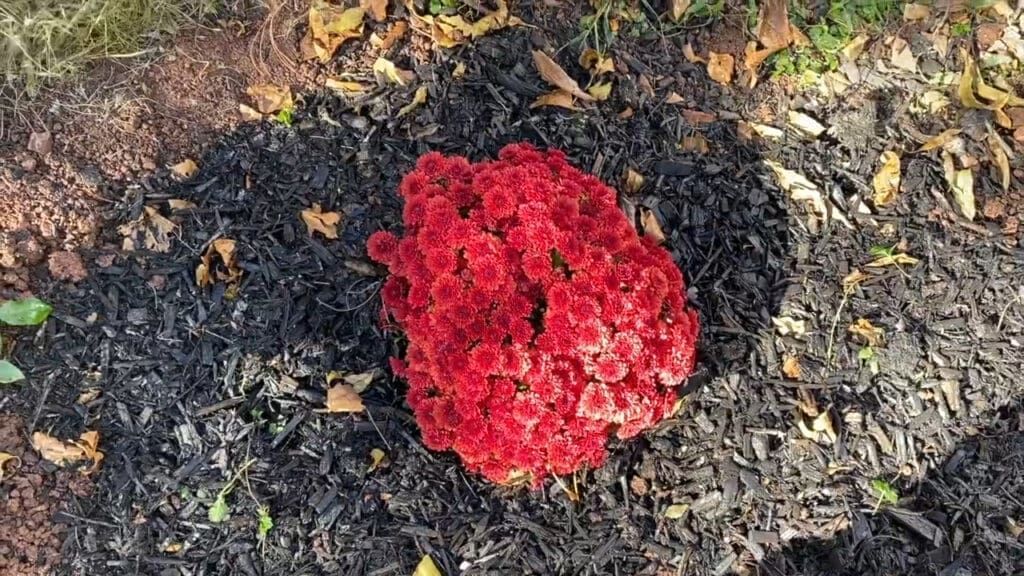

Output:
xmin=27 ymin=131 xmax=53 ymax=156
xmin=47 ymin=251 xmax=88 ymax=283
xmin=20 ymin=157 xmax=37 ymax=172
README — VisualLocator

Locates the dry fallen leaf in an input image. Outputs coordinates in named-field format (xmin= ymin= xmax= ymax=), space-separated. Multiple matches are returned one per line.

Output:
xmin=168 ymin=199 xmax=197 ymax=210
xmin=843 ymin=268 xmax=869 ymax=295
xmin=246 ymin=84 xmax=293 ymax=115
xmin=890 ymin=37 xmax=918 ymax=73
xmin=664 ymin=503 xmax=689 ymax=519
xmin=413 ymin=555 xmax=443 ymax=576
xmin=306 ymin=2 xmax=364 ymax=62
xmin=76 ymin=387 xmax=102 ymax=404
xmin=373 ymin=57 xmax=415 ymax=85
xmin=849 ymin=318 xmax=885 ymax=347
xmin=867 ymin=251 xmax=919 ymax=268
xmin=872 ymin=151 xmax=901 ymax=206
xmin=681 ymin=109 xmax=716 ymax=124
xmin=988 ymin=133 xmax=1011 ymax=191
xmin=682 ymin=43 xmax=704 ymax=63
xmin=668 ymin=0 xmax=691 ymax=21
xmin=841 ymin=34 xmax=870 ymax=60
xmin=707 ymin=52 xmax=734 ymax=85
xmin=360 ymin=0 xmax=388 ymax=21
xmin=918 ymin=128 xmax=962 ymax=152
xmin=949 ymin=168 xmax=976 ymax=220
xmin=398 ymin=86 xmax=429 ymax=117
xmin=407 ymin=0 xmax=517 ymax=48
xmin=325 ymin=78 xmax=369 ymax=94
xmin=764 ymin=160 xmax=852 ymax=229
xmin=679 ymin=134 xmax=709 ymax=154
xmin=368 ymin=448 xmax=390 ymax=472
xmin=624 ymin=168 xmax=644 ymax=195
xmin=326 ymin=384 xmax=365 ymax=413
xmin=0 ymin=452 xmax=20 ymax=482
xmin=579 ymin=49 xmax=615 ymax=76
xmin=31 ymin=431 xmax=104 ymax=474
xmin=748 ymin=122 xmax=784 ymax=140
xmin=118 ymin=206 xmax=178 ymax=253
xmin=772 ymin=315 xmax=807 ymax=337
xmin=531 ymin=90 xmax=577 ymax=110
xmin=781 ymin=355 xmax=802 ymax=379
xmin=903 ymin=3 xmax=930 ymax=20
xmin=196 ymin=238 xmax=242 ymax=288
xmin=587 ymin=81 xmax=613 ymax=101
xmin=665 ymin=92 xmax=685 ymax=105
xmin=170 ymin=159 xmax=198 ymax=180
xmin=532 ymin=50 xmax=594 ymax=102
xmin=787 ymin=111 xmax=826 ymax=138
xmin=640 ymin=208 xmax=666 ymax=245
xmin=757 ymin=0 xmax=792 ymax=50
xmin=301 ymin=204 xmax=342 ymax=239
xmin=798 ymin=410 xmax=837 ymax=444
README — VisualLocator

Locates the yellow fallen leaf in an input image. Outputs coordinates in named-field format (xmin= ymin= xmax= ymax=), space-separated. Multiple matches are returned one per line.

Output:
xmin=368 ymin=448 xmax=389 ymax=472
xmin=872 ymin=151 xmax=901 ymax=206
xmin=848 ymin=318 xmax=885 ymax=347
xmin=624 ymin=168 xmax=644 ymax=195
xmin=308 ymin=2 xmax=364 ymax=62
xmin=587 ymin=81 xmax=612 ymax=101
xmin=682 ymin=43 xmax=704 ymax=63
xmin=325 ymin=78 xmax=369 ymax=93
xmin=917 ymin=128 xmax=961 ymax=152
xmin=170 ymin=159 xmax=199 ymax=180
xmin=407 ymin=0 xmax=517 ymax=48
xmin=532 ymin=50 xmax=594 ymax=102
xmin=168 ymin=199 xmax=196 ymax=210
xmin=196 ymin=238 xmax=242 ymax=287
xmin=949 ymin=168 xmax=976 ymax=220
xmin=772 ymin=315 xmax=806 ymax=337
xmin=841 ymin=34 xmax=870 ymax=60
xmin=798 ymin=411 xmax=837 ymax=443
xmin=301 ymin=204 xmax=342 ymax=239
xmin=842 ymin=268 xmax=869 ymax=295
xmin=707 ymin=51 xmax=734 ymax=85
xmin=668 ymin=0 xmax=691 ymax=21
xmin=119 ymin=206 xmax=178 ymax=253
xmin=452 ymin=62 xmax=467 ymax=78
xmin=749 ymin=122 xmax=784 ymax=140
xmin=579 ymin=49 xmax=615 ymax=76
xmin=326 ymin=384 xmax=365 ymax=413
xmin=246 ymin=84 xmax=293 ymax=114
xmin=0 ymin=452 xmax=20 ymax=481
xmin=530 ymin=90 xmax=576 ymax=110
xmin=399 ymin=86 xmax=429 ymax=117
xmin=764 ymin=160 xmax=852 ymax=228
xmin=781 ymin=355 xmax=802 ymax=379
xmin=664 ymin=503 xmax=689 ymax=518
xmin=360 ymin=0 xmax=388 ymax=21
xmin=413 ymin=555 xmax=442 ymax=576
xmin=373 ymin=57 xmax=415 ymax=85
xmin=787 ymin=111 xmax=826 ymax=137
xmin=867 ymin=252 xmax=919 ymax=268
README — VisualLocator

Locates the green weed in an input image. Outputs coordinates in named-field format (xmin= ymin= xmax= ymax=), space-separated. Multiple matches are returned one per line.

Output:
xmin=0 ymin=297 xmax=52 ymax=384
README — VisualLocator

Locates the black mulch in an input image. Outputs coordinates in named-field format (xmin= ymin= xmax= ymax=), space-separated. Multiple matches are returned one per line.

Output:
xmin=6 ymin=6 xmax=1024 ymax=576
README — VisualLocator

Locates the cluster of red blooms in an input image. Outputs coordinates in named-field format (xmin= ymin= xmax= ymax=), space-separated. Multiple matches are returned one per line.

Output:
xmin=367 ymin=144 xmax=699 ymax=485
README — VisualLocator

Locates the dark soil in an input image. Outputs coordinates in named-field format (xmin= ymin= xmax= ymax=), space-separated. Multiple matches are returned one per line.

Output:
xmin=2 ymin=3 xmax=1024 ymax=576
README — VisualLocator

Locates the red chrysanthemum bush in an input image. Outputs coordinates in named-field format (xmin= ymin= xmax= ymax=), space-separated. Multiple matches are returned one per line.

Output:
xmin=367 ymin=144 xmax=699 ymax=485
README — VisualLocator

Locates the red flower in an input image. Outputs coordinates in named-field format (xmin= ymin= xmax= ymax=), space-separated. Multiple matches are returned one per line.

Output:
xmin=367 ymin=144 xmax=699 ymax=486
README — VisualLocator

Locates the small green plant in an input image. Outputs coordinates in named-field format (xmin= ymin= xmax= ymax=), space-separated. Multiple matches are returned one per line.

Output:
xmin=428 ymin=0 xmax=459 ymax=15
xmin=869 ymin=244 xmax=895 ymax=259
xmin=774 ymin=0 xmax=899 ymax=77
xmin=206 ymin=458 xmax=255 ymax=524
xmin=951 ymin=20 xmax=972 ymax=38
xmin=870 ymin=478 xmax=899 ymax=511
xmin=0 ymin=297 xmax=52 ymax=384
xmin=858 ymin=345 xmax=879 ymax=375
xmin=274 ymin=105 xmax=295 ymax=127
xmin=576 ymin=0 xmax=649 ymax=55
xmin=256 ymin=506 xmax=274 ymax=540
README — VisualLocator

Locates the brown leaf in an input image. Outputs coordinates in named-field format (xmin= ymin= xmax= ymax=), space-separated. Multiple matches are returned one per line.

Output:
xmin=988 ymin=133 xmax=1011 ymax=191
xmin=301 ymin=204 xmax=342 ymax=239
xmin=31 ymin=431 xmax=104 ymax=474
xmin=917 ymin=128 xmax=962 ymax=152
xmin=842 ymin=268 xmax=869 ymax=295
xmin=308 ymin=2 xmax=364 ymax=62
xmin=238 ymin=104 xmax=262 ymax=121
xmin=848 ymin=318 xmax=884 ymax=347
xmin=378 ymin=20 xmax=408 ymax=49
xmin=781 ymin=355 xmax=802 ymax=379
xmin=0 ymin=452 xmax=20 ymax=481
xmin=246 ymin=84 xmax=293 ymax=114
xmin=640 ymin=208 xmax=666 ymax=245
xmin=681 ymin=109 xmax=716 ymax=124
xmin=408 ymin=0 xmax=517 ymax=48
xmin=532 ymin=50 xmax=594 ymax=101
xmin=668 ymin=0 xmax=691 ymax=21
xmin=360 ymin=0 xmax=388 ymax=21
xmin=889 ymin=37 xmax=917 ymax=72
xmin=903 ymin=3 xmax=930 ymax=20
xmin=872 ymin=151 xmax=901 ymax=206
xmin=757 ymin=0 xmax=792 ymax=50
xmin=682 ymin=43 xmax=704 ymax=63
xmin=170 ymin=158 xmax=199 ymax=180
xmin=196 ymin=238 xmax=242 ymax=287
xmin=623 ymin=168 xmax=644 ymax=195
xmin=665 ymin=92 xmax=685 ymax=104
xmin=707 ymin=52 xmax=734 ymax=85
xmin=680 ymin=134 xmax=709 ymax=154
xmin=326 ymin=384 xmax=365 ymax=413
xmin=530 ymin=90 xmax=577 ymax=110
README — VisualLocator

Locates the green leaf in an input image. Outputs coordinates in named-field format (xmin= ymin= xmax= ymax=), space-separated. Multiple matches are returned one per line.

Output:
xmin=871 ymin=478 xmax=899 ymax=506
xmin=858 ymin=346 xmax=876 ymax=361
xmin=257 ymin=507 xmax=274 ymax=538
xmin=869 ymin=245 xmax=894 ymax=259
xmin=208 ymin=494 xmax=230 ymax=523
xmin=274 ymin=106 xmax=294 ymax=126
xmin=0 ymin=298 xmax=52 ymax=326
xmin=0 ymin=360 xmax=25 ymax=384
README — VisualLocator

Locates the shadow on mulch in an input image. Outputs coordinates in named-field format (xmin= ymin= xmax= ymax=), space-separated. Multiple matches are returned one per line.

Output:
xmin=760 ymin=401 xmax=1024 ymax=576
xmin=4 ymin=26 xmax=796 ymax=575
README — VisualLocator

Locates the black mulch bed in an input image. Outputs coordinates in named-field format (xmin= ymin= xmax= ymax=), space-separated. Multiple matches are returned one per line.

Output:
xmin=6 ymin=9 xmax=1024 ymax=576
